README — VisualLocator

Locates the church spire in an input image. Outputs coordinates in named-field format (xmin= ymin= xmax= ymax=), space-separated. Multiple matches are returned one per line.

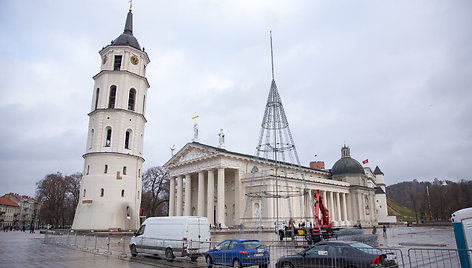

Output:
xmin=123 ymin=9 xmax=133 ymax=35
xmin=111 ymin=7 xmax=141 ymax=50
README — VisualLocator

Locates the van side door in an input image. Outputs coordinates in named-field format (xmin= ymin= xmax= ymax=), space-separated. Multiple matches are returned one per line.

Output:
xmin=134 ymin=225 xmax=146 ymax=253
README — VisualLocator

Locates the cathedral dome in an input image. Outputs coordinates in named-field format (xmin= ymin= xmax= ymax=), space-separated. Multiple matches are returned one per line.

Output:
xmin=111 ymin=10 xmax=141 ymax=50
xmin=331 ymin=145 xmax=365 ymax=176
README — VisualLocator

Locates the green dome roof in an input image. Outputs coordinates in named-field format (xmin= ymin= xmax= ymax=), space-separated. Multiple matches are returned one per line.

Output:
xmin=331 ymin=145 xmax=365 ymax=176
xmin=331 ymin=157 xmax=365 ymax=176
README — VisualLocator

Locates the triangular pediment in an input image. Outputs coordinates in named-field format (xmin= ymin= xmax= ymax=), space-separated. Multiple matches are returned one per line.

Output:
xmin=165 ymin=143 xmax=219 ymax=167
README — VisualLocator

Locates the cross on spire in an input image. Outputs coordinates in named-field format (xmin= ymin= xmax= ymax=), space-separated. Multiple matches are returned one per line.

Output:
xmin=192 ymin=112 xmax=199 ymax=125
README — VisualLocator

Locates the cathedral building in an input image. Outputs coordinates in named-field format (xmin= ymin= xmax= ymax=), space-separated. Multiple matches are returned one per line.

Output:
xmin=72 ymin=8 xmax=150 ymax=231
xmin=165 ymin=142 xmax=396 ymax=228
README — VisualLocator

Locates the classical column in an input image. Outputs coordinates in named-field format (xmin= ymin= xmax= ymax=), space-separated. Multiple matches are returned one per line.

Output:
xmin=176 ymin=176 xmax=183 ymax=216
xmin=234 ymin=170 xmax=242 ymax=226
xmin=207 ymin=170 xmax=215 ymax=226
xmin=197 ymin=172 xmax=205 ymax=216
xmin=184 ymin=174 xmax=192 ymax=216
xmin=336 ymin=192 xmax=342 ymax=224
xmin=342 ymin=193 xmax=348 ymax=223
xmin=329 ymin=191 xmax=335 ymax=221
xmin=322 ymin=190 xmax=327 ymax=211
xmin=217 ymin=168 xmax=226 ymax=227
xmin=309 ymin=190 xmax=314 ymax=219
xmin=169 ymin=177 xmax=175 ymax=216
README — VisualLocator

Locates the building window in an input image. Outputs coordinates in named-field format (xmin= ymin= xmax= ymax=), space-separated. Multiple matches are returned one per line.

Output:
xmin=100 ymin=188 xmax=104 ymax=197
xmin=142 ymin=95 xmax=146 ymax=114
xmin=121 ymin=189 xmax=125 ymax=197
xmin=95 ymin=88 xmax=100 ymax=110
xmin=123 ymin=166 xmax=127 ymax=175
xmin=83 ymin=189 xmax=86 ymax=197
xmin=137 ymin=191 xmax=140 ymax=199
xmin=138 ymin=169 xmax=141 ymax=177
xmin=108 ymin=86 xmax=117 ymax=108
xmin=128 ymin=88 xmax=136 ymax=110
xmin=105 ymin=128 xmax=112 ymax=147
xmin=86 ymin=165 xmax=90 ymax=175
xmin=104 ymin=165 xmax=108 ymax=174
xmin=124 ymin=130 xmax=131 ymax=149
xmin=114 ymin=55 xmax=122 ymax=71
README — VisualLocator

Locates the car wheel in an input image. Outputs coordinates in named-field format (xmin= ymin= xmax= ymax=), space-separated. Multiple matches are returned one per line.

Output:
xmin=233 ymin=258 xmax=242 ymax=268
xmin=165 ymin=248 xmax=175 ymax=261
xmin=130 ymin=244 xmax=138 ymax=257
xmin=259 ymin=264 xmax=268 ymax=268
xmin=279 ymin=231 xmax=284 ymax=241
xmin=281 ymin=262 xmax=294 ymax=268
xmin=206 ymin=255 xmax=213 ymax=267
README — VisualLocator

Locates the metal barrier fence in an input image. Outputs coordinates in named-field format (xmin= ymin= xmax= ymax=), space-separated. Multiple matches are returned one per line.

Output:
xmin=408 ymin=248 xmax=472 ymax=268
xmin=44 ymin=232 xmax=471 ymax=268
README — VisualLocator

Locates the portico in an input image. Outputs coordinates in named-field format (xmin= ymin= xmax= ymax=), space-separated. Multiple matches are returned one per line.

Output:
xmin=164 ymin=142 xmax=382 ymax=228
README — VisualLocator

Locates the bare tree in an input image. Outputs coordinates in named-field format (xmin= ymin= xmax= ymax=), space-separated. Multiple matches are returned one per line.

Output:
xmin=65 ymin=172 xmax=82 ymax=225
xmin=36 ymin=173 xmax=68 ymax=226
xmin=142 ymin=166 xmax=170 ymax=217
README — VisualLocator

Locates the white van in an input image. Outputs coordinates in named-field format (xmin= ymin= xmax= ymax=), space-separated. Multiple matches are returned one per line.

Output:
xmin=129 ymin=216 xmax=211 ymax=261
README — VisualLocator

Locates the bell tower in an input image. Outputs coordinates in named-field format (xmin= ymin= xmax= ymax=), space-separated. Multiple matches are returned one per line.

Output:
xmin=72 ymin=7 xmax=150 ymax=231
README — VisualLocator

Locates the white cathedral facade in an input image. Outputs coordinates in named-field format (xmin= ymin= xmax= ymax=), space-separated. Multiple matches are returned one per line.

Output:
xmin=72 ymin=9 xmax=149 ymax=231
xmin=165 ymin=142 xmax=396 ymax=228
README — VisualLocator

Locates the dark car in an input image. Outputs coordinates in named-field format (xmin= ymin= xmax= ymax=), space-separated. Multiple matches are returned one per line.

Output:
xmin=205 ymin=239 xmax=270 ymax=268
xmin=275 ymin=241 xmax=398 ymax=268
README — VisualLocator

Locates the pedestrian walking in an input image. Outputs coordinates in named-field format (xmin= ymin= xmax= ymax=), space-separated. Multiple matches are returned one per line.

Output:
xmin=383 ymin=225 xmax=387 ymax=237
xmin=372 ymin=226 xmax=377 ymax=234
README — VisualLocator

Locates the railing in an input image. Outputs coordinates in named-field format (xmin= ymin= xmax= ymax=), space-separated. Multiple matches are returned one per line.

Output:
xmin=44 ymin=232 xmax=472 ymax=268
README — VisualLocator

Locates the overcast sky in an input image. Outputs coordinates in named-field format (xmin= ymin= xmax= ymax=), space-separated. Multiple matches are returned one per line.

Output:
xmin=1 ymin=1 xmax=471 ymax=197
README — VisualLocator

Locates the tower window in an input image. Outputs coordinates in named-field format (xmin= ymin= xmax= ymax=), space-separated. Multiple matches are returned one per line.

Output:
xmin=114 ymin=55 xmax=122 ymax=71
xmin=95 ymin=88 xmax=100 ymax=110
xmin=104 ymin=164 xmax=108 ymax=174
xmin=108 ymin=86 xmax=116 ymax=108
xmin=86 ymin=165 xmax=90 ymax=175
xmin=143 ymin=95 xmax=146 ymax=114
xmin=121 ymin=189 xmax=125 ymax=197
xmin=124 ymin=130 xmax=131 ymax=149
xmin=128 ymin=88 xmax=136 ymax=110
xmin=100 ymin=188 xmax=104 ymax=197
xmin=83 ymin=189 xmax=86 ymax=197
xmin=105 ymin=128 xmax=112 ymax=147
xmin=123 ymin=166 xmax=127 ymax=175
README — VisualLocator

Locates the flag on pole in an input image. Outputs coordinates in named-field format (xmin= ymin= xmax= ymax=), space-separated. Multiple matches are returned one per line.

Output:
xmin=362 ymin=159 xmax=368 ymax=164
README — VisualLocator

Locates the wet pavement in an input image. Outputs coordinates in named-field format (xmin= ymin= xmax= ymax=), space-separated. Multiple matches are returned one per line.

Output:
xmin=0 ymin=225 xmax=458 ymax=267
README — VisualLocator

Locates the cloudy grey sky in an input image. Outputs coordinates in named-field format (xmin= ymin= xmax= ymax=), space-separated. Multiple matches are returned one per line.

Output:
xmin=1 ymin=1 xmax=471 ymax=197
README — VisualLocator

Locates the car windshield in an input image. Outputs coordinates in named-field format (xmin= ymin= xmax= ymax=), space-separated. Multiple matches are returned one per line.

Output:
xmin=241 ymin=241 xmax=264 ymax=250
xmin=349 ymin=242 xmax=381 ymax=254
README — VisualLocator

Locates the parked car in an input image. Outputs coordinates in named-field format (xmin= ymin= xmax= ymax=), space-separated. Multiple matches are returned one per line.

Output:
xmin=275 ymin=241 xmax=398 ymax=268
xmin=205 ymin=239 xmax=270 ymax=268
xmin=129 ymin=216 xmax=210 ymax=261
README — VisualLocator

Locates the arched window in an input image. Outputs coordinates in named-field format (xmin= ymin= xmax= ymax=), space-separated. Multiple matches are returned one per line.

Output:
xmin=123 ymin=166 xmax=127 ymax=175
xmin=95 ymin=88 xmax=100 ymax=110
xmin=121 ymin=189 xmax=125 ymax=197
xmin=128 ymin=88 xmax=136 ymax=110
xmin=108 ymin=86 xmax=116 ymax=108
xmin=124 ymin=130 xmax=131 ymax=149
xmin=142 ymin=95 xmax=146 ymax=114
xmin=105 ymin=128 xmax=112 ymax=147
xmin=104 ymin=164 xmax=108 ymax=174
xmin=100 ymin=188 xmax=104 ymax=197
